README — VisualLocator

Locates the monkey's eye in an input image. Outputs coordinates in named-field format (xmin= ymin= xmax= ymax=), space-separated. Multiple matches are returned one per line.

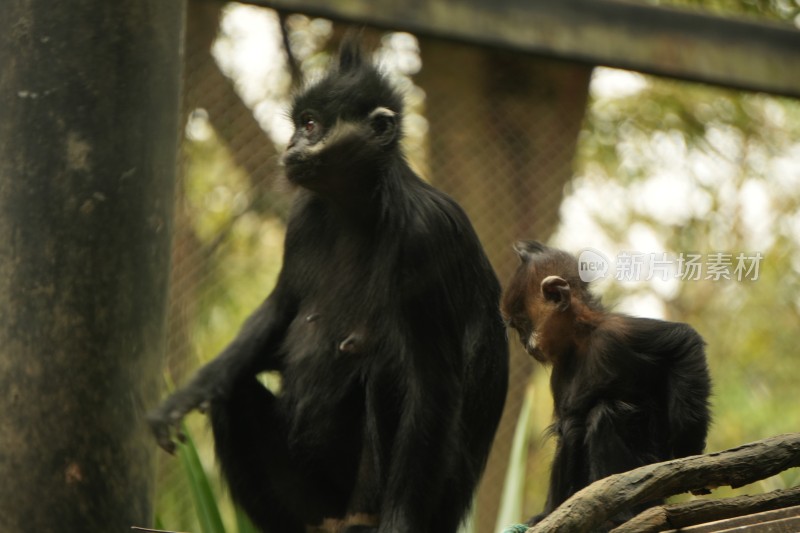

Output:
xmin=300 ymin=113 xmax=317 ymax=135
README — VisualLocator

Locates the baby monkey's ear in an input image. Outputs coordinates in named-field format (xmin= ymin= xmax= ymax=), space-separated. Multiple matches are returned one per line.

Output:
xmin=541 ymin=275 xmax=571 ymax=312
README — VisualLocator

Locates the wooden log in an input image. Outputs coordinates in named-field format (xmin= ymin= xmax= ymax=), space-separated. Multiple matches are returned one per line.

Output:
xmin=245 ymin=0 xmax=800 ymax=98
xmin=613 ymin=487 xmax=800 ymax=533
xmin=526 ymin=433 xmax=800 ymax=533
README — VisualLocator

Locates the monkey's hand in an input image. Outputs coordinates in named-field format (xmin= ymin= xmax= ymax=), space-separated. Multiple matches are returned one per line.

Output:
xmin=147 ymin=387 xmax=212 ymax=454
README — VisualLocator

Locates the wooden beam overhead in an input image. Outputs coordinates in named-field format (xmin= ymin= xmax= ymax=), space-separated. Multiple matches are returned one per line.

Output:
xmin=245 ymin=0 xmax=800 ymax=98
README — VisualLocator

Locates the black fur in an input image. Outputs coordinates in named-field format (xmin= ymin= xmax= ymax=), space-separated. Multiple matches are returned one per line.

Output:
xmin=502 ymin=241 xmax=711 ymax=526
xmin=149 ymin=37 xmax=508 ymax=533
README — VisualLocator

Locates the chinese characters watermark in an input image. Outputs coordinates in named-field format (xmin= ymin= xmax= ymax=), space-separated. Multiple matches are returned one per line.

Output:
xmin=578 ymin=249 xmax=763 ymax=283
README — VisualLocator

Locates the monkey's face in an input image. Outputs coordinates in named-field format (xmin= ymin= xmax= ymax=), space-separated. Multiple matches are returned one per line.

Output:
xmin=282 ymin=106 xmax=398 ymax=191
xmin=281 ymin=43 xmax=403 ymax=194
xmin=502 ymin=261 xmax=548 ymax=362
xmin=502 ymin=241 xmax=579 ymax=364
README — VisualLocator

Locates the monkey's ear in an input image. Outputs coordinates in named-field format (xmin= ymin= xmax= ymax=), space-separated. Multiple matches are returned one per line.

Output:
xmin=338 ymin=33 xmax=365 ymax=72
xmin=513 ymin=240 xmax=546 ymax=263
xmin=369 ymin=107 xmax=397 ymax=146
xmin=541 ymin=275 xmax=571 ymax=311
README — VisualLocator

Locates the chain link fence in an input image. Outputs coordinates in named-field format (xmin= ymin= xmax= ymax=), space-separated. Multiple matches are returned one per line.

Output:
xmin=156 ymin=3 xmax=800 ymax=531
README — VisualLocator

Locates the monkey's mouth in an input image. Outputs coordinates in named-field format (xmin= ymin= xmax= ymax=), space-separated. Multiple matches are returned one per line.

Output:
xmin=283 ymin=157 xmax=320 ymax=185
xmin=515 ymin=330 xmax=538 ymax=355
xmin=522 ymin=332 xmax=548 ymax=363
xmin=524 ymin=344 xmax=542 ymax=358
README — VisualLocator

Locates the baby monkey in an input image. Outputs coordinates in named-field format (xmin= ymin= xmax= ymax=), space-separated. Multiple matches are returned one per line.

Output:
xmin=502 ymin=241 xmax=711 ymax=525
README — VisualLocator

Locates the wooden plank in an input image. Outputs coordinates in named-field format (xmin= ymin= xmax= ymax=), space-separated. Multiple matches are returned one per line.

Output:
xmin=667 ymin=504 xmax=800 ymax=532
xmin=615 ymin=486 xmax=800 ymax=533
xmin=716 ymin=516 xmax=800 ymax=532
xmin=245 ymin=0 xmax=800 ymax=98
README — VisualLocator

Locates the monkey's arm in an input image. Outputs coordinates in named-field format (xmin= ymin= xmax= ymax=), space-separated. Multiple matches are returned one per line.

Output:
xmin=626 ymin=319 xmax=711 ymax=458
xmin=148 ymin=289 xmax=294 ymax=453
xmin=666 ymin=333 xmax=711 ymax=458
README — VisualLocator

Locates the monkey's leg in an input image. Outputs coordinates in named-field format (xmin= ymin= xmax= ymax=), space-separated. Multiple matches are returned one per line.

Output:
xmin=210 ymin=376 xmax=334 ymax=533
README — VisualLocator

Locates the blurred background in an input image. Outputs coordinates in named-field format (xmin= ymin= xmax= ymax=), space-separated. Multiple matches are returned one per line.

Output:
xmin=158 ymin=1 xmax=800 ymax=531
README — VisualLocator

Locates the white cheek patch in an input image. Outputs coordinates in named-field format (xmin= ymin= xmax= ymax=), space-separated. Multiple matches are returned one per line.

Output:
xmin=307 ymin=120 xmax=361 ymax=156
xmin=526 ymin=331 xmax=539 ymax=354
xmin=304 ymin=138 xmax=327 ymax=157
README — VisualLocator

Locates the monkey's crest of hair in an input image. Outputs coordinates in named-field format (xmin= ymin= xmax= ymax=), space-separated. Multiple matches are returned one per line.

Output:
xmin=336 ymin=34 xmax=367 ymax=73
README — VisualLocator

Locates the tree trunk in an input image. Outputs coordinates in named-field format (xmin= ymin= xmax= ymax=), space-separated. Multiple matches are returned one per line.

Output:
xmin=0 ymin=2 xmax=184 ymax=531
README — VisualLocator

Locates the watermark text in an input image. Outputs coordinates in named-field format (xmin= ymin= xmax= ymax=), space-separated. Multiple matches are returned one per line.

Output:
xmin=578 ymin=249 xmax=762 ymax=283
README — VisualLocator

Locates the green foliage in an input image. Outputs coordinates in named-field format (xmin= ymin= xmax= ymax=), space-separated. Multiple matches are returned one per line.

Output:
xmin=541 ymin=68 xmax=800 ymax=514
xmin=517 ymin=2 xmax=800 ymax=515
xmin=157 ymin=425 xmax=258 ymax=533
xmin=177 ymin=426 xmax=226 ymax=533
xmin=181 ymin=128 xmax=285 ymax=362
xmin=495 ymin=385 xmax=536 ymax=532
xmin=155 ymin=117 xmax=286 ymax=533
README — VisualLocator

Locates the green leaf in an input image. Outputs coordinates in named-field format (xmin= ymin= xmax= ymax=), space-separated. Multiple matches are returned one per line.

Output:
xmin=495 ymin=385 xmax=536 ymax=532
xmin=177 ymin=425 xmax=226 ymax=533
xmin=234 ymin=504 xmax=259 ymax=533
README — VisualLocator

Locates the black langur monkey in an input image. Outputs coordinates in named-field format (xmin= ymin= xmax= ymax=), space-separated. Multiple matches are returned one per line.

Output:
xmin=148 ymin=38 xmax=509 ymax=533
xmin=501 ymin=241 xmax=710 ymax=526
